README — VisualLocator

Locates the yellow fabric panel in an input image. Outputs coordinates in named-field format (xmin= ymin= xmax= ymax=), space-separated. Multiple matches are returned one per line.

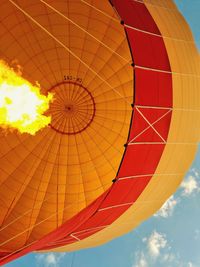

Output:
xmin=164 ymin=40 xmax=199 ymax=75
xmin=168 ymin=109 xmax=200 ymax=143
xmin=143 ymin=0 xmax=177 ymax=10
xmin=46 ymin=0 xmax=200 ymax=252
xmin=173 ymin=75 xmax=200 ymax=110
xmin=146 ymin=3 xmax=193 ymax=41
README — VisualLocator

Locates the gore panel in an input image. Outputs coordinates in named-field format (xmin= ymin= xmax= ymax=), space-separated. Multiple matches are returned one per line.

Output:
xmin=135 ymin=68 xmax=172 ymax=107
xmin=110 ymin=0 xmax=160 ymax=34
xmin=127 ymin=28 xmax=171 ymax=70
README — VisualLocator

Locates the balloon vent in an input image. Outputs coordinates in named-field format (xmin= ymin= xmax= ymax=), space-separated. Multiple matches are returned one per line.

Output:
xmin=48 ymin=81 xmax=95 ymax=135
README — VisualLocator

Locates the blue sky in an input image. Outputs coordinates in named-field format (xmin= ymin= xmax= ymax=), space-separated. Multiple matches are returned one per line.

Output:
xmin=4 ymin=1 xmax=200 ymax=267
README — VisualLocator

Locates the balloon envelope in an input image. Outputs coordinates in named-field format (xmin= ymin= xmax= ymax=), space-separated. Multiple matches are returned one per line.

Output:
xmin=0 ymin=0 xmax=200 ymax=265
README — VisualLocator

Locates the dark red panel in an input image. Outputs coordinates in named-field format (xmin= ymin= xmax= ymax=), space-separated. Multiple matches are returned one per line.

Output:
xmin=131 ymin=127 xmax=165 ymax=143
xmin=118 ymin=144 xmax=165 ymax=177
xmin=74 ymin=205 xmax=132 ymax=231
xmin=0 ymin=253 xmax=9 ymax=259
xmin=42 ymin=236 xmax=77 ymax=250
xmin=128 ymin=109 xmax=149 ymax=141
xmin=110 ymin=0 xmax=160 ymax=34
xmin=77 ymin=228 xmax=104 ymax=240
xmin=127 ymin=28 xmax=171 ymax=71
xmin=129 ymin=108 xmax=172 ymax=142
xmin=135 ymin=68 xmax=172 ymax=107
xmin=137 ymin=108 xmax=171 ymax=124
xmin=100 ymin=176 xmax=151 ymax=208
xmin=153 ymin=111 xmax=172 ymax=140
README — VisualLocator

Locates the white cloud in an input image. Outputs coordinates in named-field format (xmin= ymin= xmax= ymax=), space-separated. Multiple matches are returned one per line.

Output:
xmin=46 ymin=254 xmax=57 ymax=265
xmin=181 ymin=175 xmax=200 ymax=196
xmin=35 ymin=253 xmax=66 ymax=267
xmin=133 ymin=231 xmax=171 ymax=266
xmin=133 ymin=230 xmax=196 ymax=267
xmin=132 ymin=229 xmax=200 ymax=267
xmin=154 ymin=195 xmax=178 ymax=218
xmin=147 ymin=231 xmax=167 ymax=258
xmin=162 ymin=253 xmax=175 ymax=263
xmin=191 ymin=168 xmax=199 ymax=178
xmin=134 ymin=252 xmax=148 ymax=267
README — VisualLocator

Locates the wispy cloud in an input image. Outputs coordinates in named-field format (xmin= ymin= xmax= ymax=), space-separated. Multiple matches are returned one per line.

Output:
xmin=35 ymin=253 xmax=66 ymax=267
xmin=162 ymin=253 xmax=175 ymax=263
xmin=147 ymin=231 xmax=167 ymax=258
xmin=133 ymin=230 xmax=195 ymax=267
xmin=133 ymin=231 xmax=170 ymax=266
xmin=180 ymin=174 xmax=200 ymax=196
xmin=154 ymin=196 xmax=178 ymax=218
xmin=154 ymin=168 xmax=200 ymax=220
xmin=188 ymin=262 xmax=194 ymax=267
xmin=134 ymin=252 xmax=148 ymax=267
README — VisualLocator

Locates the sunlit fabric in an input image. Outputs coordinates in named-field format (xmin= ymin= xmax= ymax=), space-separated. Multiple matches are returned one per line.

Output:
xmin=0 ymin=0 xmax=200 ymax=265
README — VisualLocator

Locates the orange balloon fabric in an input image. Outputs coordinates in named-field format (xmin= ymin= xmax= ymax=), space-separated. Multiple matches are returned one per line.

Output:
xmin=0 ymin=0 xmax=199 ymax=265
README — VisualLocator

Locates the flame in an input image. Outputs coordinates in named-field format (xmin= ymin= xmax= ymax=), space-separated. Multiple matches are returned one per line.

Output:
xmin=0 ymin=60 xmax=53 ymax=135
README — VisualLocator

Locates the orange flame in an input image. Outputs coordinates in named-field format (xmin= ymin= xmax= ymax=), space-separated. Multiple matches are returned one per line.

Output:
xmin=0 ymin=60 xmax=53 ymax=135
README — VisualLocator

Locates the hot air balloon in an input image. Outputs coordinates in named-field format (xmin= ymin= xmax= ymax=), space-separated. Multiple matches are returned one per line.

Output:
xmin=0 ymin=0 xmax=200 ymax=265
